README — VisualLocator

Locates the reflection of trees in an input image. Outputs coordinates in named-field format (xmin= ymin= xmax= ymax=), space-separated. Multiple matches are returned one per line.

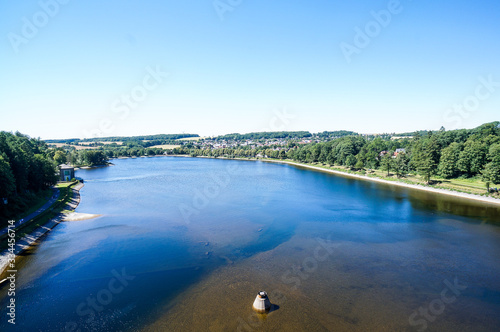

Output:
xmin=407 ymin=191 xmax=499 ymax=225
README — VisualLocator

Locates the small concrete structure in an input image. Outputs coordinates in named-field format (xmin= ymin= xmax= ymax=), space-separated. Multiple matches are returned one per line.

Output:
xmin=59 ymin=164 xmax=75 ymax=181
xmin=252 ymin=291 xmax=271 ymax=313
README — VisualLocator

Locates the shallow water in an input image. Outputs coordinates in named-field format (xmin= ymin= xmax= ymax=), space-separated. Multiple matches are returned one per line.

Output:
xmin=0 ymin=157 xmax=499 ymax=331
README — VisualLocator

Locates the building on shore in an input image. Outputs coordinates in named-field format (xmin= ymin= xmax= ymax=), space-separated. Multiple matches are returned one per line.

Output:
xmin=59 ymin=164 xmax=75 ymax=181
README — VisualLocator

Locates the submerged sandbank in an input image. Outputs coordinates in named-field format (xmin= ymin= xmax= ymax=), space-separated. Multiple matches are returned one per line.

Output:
xmin=63 ymin=212 xmax=102 ymax=221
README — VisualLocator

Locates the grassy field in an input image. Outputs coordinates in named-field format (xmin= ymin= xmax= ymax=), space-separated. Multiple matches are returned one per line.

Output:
xmin=48 ymin=141 xmax=123 ymax=150
xmin=149 ymin=144 xmax=181 ymax=149
xmin=48 ymin=143 xmax=95 ymax=150
xmin=55 ymin=181 xmax=77 ymax=189
xmin=80 ymin=141 xmax=123 ymax=145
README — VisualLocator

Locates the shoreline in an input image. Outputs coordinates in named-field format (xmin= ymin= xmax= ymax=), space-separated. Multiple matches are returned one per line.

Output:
xmin=261 ymin=159 xmax=500 ymax=206
xmin=134 ymin=154 xmax=500 ymax=206
xmin=114 ymin=154 xmax=500 ymax=206
xmin=0 ymin=182 xmax=85 ymax=277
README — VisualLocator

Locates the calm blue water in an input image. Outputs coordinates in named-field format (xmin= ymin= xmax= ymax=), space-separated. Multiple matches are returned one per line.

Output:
xmin=1 ymin=157 xmax=499 ymax=331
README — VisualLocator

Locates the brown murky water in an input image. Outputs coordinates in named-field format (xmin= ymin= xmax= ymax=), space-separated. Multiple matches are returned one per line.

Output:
xmin=144 ymin=219 xmax=500 ymax=332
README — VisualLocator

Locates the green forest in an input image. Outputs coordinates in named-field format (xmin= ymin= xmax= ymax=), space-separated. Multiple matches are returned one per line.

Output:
xmin=45 ymin=133 xmax=199 ymax=144
xmin=0 ymin=132 xmax=59 ymax=220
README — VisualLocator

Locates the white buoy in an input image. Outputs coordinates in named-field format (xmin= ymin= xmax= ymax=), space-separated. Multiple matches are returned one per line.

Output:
xmin=252 ymin=291 xmax=271 ymax=313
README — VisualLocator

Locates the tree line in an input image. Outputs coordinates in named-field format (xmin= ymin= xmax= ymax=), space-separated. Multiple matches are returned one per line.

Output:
xmin=54 ymin=145 xmax=164 ymax=163
xmin=0 ymin=131 xmax=59 ymax=220
xmin=184 ymin=122 xmax=500 ymax=188
xmin=46 ymin=123 xmax=500 ymax=189
xmin=46 ymin=133 xmax=199 ymax=144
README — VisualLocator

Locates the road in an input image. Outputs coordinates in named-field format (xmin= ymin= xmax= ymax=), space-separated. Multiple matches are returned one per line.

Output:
xmin=0 ymin=187 xmax=60 ymax=237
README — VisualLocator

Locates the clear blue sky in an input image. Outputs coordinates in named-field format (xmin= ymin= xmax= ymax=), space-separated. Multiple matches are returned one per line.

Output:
xmin=1 ymin=0 xmax=499 ymax=139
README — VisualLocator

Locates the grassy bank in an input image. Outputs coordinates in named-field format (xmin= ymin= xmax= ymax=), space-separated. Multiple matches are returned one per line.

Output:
xmin=0 ymin=189 xmax=53 ymax=229
xmin=0 ymin=181 xmax=79 ymax=250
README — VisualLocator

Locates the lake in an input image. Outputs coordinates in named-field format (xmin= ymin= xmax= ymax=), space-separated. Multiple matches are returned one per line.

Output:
xmin=1 ymin=157 xmax=500 ymax=331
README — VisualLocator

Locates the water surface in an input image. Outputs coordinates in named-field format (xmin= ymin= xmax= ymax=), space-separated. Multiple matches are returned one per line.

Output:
xmin=1 ymin=157 xmax=499 ymax=331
